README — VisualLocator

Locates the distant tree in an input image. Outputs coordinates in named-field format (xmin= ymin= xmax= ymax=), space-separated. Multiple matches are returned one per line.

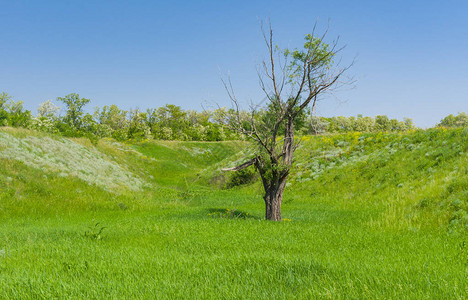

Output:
xmin=37 ymin=100 xmax=60 ymax=119
xmin=0 ymin=93 xmax=31 ymax=127
xmin=455 ymin=112 xmax=468 ymax=127
xmin=438 ymin=112 xmax=468 ymax=128
xmin=222 ymin=22 xmax=351 ymax=221
xmin=403 ymin=117 xmax=415 ymax=130
xmin=0 ymin=92 xmax=12 ymax=126
xmin=308 ymin=115 xmax=329 ymax=135
xmin=355 ymin=115 xmax=374 ymax=132
xmin=57 ymin=93 xmax=90 ymax=130
xmin=29 ymin=99 xmax=60 ymax=133
xmin=149 ymin=104 xmax=187 ymax=140
xmin=389 ymin=118 xmax=402 ymax=131
xmin=374 ymin=115 xmax=391 ymax=131
xmin=438 ymin=114 xmax=456 ymax=127
xmin=128 ymin=109 xmax=151 ymax=139
xmin=336 ymin=116 xmax=353 ymax=132
xmin=95 ymin=104 xmax=129 ymax=139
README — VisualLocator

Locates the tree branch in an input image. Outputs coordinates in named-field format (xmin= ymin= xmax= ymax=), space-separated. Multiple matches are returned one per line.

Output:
xmin=222 ymin=157 xmax=258 ymax=171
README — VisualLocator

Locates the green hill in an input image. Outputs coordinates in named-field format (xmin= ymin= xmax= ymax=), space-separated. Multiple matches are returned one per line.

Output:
xmin=0 ymin=127 xmax=466 ymax=298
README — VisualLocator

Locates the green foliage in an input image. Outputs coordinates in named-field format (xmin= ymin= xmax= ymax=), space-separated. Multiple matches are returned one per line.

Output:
xmin=83 ymin=223 xmax=106 ymax=240
xmin=0 ymin=92 xmax=12 ymax=126
xmin=57 ymin=93 xmax=91 ymax=131
xmin=309 ymin=115 xmax=329 ymax=134
xmin=28 ymin=116 xmax=58 ymax=133
xmin=312 ymin=114 xmax=416 ymax=134
xmin=283 ymin=34 xmax=333 ymax=85
xmin=5 ymin=101 xmax=31 ymax=128
xmin=207 ymin=208 xmax=254 ymax=219
xmin=0 ymin=92 xmax=32 ymax=127
xmin=37 ymin=100 xmax=60 ymax=119
xmin=438 ymin=112 xmax=468 ymax=128
xmin=260 ymin=101 xmax=309 ymax=136
xmin=95 ymin=104 xmax=129 ymax=140
xmin=0 ymin=91 xmax=464 ymax=146
xmin=374 ymin=115 xmax=391 ymax=131
xmin=225 ymin=165 xmax=257 ymax=188
xmin=128 ymin=109 xmax=150 ymax=140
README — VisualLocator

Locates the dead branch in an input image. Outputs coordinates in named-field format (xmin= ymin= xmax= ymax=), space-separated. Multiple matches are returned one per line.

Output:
xmin=222 ymin=157 xmax=258 ymax=172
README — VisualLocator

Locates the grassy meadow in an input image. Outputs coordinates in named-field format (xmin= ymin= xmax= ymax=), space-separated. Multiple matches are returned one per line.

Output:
xmin=0 ymin=127 xmax=467 ymax=299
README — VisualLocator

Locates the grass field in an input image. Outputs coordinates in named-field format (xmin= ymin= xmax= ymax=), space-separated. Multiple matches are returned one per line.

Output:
xmin=0 ymin=127 xmax=467 ymax=299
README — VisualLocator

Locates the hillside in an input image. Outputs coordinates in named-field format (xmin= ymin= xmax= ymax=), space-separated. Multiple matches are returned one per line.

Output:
xmin=0 ymin=127 xmax=467 ymax=298
xmin=205 ymin=128 xmax=468 ymax=231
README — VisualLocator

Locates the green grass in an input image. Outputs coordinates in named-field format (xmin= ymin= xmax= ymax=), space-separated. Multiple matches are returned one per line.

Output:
xmin=0 ymin=127 xmax=467 ymax=299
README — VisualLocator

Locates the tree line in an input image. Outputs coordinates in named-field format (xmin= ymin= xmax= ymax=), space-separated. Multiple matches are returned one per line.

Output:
xmin=0 ymin=92 xmax=465 ymax=142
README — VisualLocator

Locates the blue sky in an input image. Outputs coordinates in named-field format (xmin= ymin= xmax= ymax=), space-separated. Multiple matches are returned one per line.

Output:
xmin=1 ymin=0 xmax=466 ymax=127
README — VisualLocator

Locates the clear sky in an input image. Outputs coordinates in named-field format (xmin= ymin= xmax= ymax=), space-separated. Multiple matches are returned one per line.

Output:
xmin=1 ymin=0 xmax=466 ymax=127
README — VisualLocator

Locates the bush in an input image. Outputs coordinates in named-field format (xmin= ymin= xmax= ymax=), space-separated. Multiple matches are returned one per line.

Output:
xmin=225 ymin=166 xmax=257 ymax=188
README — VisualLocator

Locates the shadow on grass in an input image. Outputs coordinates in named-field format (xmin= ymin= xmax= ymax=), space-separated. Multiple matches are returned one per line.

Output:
xmin=206 ymin=208 xmax=261 ymax=220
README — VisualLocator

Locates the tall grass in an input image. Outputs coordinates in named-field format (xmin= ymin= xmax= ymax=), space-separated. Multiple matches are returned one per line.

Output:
xmin=0 ymin=127 xmax=466 ymax=299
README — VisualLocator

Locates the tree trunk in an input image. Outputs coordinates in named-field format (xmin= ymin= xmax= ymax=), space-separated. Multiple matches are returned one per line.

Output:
xmin=264 ymin=179 xmax=287 ymax=221
xmin=261 ymin=118 xmax=294 ymax=221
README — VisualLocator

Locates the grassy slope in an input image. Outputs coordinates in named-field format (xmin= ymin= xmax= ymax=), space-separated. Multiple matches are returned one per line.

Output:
xmin=0 ymin=127 xmax=467 ymax=299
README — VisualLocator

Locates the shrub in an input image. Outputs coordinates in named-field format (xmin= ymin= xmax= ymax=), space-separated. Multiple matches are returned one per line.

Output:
xmin=225 ymin=165 xmax=257 ymax=188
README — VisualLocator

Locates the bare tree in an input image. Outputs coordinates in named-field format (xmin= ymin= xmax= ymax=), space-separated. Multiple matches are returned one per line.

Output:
xmin=222 ymin=21 xmax=352 ymax=221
